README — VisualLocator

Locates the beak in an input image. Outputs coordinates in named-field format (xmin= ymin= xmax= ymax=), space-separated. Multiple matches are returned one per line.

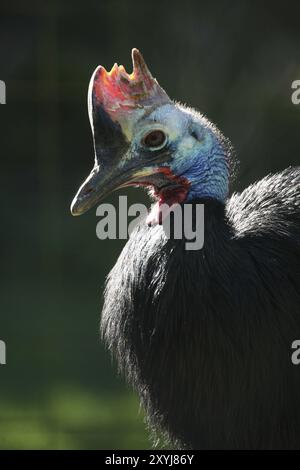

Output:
xmin=70 ymin=48 xmax=171 ymax=216
xmin=70 ymin=164 xmax=118 ymax=217
xmin=70 ymin=161 xmax=154 ymax=216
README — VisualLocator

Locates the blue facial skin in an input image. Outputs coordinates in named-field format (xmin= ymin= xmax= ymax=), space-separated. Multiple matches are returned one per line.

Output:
xmin=132 ymin=104 xmax=230 ymax=204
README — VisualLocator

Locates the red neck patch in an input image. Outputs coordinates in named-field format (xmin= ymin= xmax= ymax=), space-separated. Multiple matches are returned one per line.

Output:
xmin=147 ymin=167 xmax=190 ymax=225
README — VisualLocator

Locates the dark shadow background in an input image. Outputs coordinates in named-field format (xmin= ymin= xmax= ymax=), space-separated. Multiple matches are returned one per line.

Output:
xmin=0 ymin=0 xmax=300 ymax=449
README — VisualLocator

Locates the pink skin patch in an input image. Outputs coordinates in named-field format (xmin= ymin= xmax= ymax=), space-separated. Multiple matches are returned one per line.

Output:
xmin=146 ymin=186 xmax=189 ymax=226
xmin=146 ymin=168 xmax=190 ymax=225
xmin=122 ymin=167 xmax=190 ymax=226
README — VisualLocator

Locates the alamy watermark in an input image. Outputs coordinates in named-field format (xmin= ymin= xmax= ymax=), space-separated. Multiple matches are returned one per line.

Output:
xmin=291 ymin=80 xmax=300 ymax=105
xmin=0 ymin=80 xmax=6 ymax=104
xmin=291 ymin=340 xmax=300 ymax=365
xmin=95 ymin=196 xmax=205 ymax=251
xmin=0 ymin=340 xmax=6 ymax=365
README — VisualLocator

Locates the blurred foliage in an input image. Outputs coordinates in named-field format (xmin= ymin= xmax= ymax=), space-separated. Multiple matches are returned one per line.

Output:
xmin=0 ymin=0 xmax=300 ymax=449
xmin=0 ymin=388 xmax=149 ymax=449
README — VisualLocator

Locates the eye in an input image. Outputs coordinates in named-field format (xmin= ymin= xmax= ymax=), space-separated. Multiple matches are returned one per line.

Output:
xmin=142 ymin=130 xmax=167 ymax=150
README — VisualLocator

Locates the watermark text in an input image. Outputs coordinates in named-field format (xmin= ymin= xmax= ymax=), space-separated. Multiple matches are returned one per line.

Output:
xmin=95 ymin=196 xmax=205 ymax=251
xmin=0 ymin=80 xmax=6 ymax=104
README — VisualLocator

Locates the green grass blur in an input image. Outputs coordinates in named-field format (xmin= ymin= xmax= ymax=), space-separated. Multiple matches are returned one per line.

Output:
xmin=0 ymin=389 xmax=148 ymax=449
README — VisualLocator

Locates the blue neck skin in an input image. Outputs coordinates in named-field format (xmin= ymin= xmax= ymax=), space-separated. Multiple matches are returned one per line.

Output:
xmin=185 ymin=153 xmax=229 ymax=203
xmin=170 ymin=130 xmax=230 ymax=204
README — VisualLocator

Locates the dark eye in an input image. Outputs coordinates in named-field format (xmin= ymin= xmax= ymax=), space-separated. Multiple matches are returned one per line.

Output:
xmin=142 ymin=130 xmax=167 ymax=150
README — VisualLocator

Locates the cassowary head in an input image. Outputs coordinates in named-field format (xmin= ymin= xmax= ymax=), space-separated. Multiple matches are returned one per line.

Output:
xmin=71 ymin=49 xmax=231 ymax=221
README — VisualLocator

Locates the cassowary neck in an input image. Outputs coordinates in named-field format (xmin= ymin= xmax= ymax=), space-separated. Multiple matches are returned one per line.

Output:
xmin=181 ymin=132 xmax=230 ymax=203
xmin=187 ymin=160 xmax=229 ymax=203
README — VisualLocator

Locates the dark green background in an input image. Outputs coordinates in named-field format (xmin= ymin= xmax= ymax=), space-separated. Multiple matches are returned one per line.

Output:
xmin=1 ymin=0 xmax=300 ymax=449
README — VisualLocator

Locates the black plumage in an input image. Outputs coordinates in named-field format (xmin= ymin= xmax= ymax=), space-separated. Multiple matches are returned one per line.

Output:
xmin=71 ymin=50 xmax=300 ymax=449
xmin=101 ymin=168 xmax=300 ymax=449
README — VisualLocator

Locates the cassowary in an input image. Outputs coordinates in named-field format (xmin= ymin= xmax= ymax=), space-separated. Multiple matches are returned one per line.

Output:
xmin=71 ymin=49 xmax=300 ymax=449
